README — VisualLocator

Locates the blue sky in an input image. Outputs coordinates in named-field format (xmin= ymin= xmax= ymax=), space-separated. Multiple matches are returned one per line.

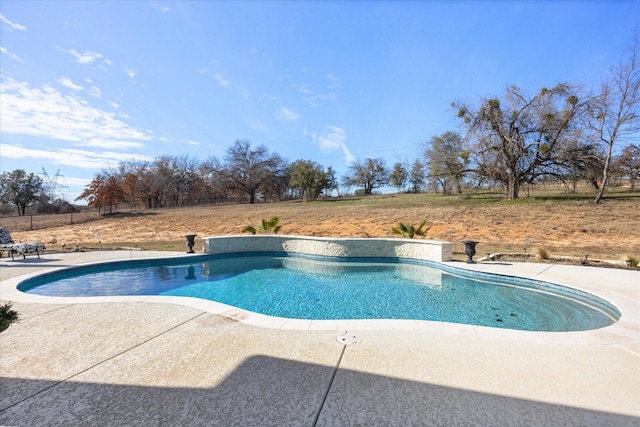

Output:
xmin=1 ymin=1 xmax=638 ymax=201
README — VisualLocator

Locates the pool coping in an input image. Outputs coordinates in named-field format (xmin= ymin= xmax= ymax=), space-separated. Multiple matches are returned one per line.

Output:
xmin=1 ymin=250 xmax=638 ymax=347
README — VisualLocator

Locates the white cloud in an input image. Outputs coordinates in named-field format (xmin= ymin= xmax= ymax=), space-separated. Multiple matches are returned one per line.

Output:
xmin=326 ymin=73 xmax=340 ymax=89
xmin=150 ymin=2 xmax=170 ymax=13
xmin=84 ymin=137 xmax=145 ymax=150
xmin=0 ymin=46 xmax=23 ymax=62
xmin=60 ymin=47 xmax=104 ymax=65
xmin=317 ymin=126 xmax=344 ymax=151
xmin=291 ymin=75 xmax=339 ymax=107
xmin=316 ymin=126 xmax=355 ymax=164
xmin=304 ymin=93 xmax=336 ymax=107
xmin=197 ymin=68 xmax=231 ymax=88
xmin=108 ymin=100 xmax=120 ymax=109
xmin=183 ymin=139 xmax=200 ymax=146
xmin=87 ymin=86 xmax=102 ymax=98
xmin=0 ymin=75 xmax=152 ymax=151
xmin=0 ymin=144 xmax=150 ymax=170
xmin=292 ymin=83 xmax=312 ymax=95
xmin=214 ymin=73 xmax=229 ymax=88
xmin=57 ymin=176 xmax=93 ymax=188
xmin=58 ymin=77 xmax=84 ymax=91
xmin=275 ymin=107 xmax=300 ymax=122
xmin=0 ymin=14 xmax=26 ymax=31
xmin=260 ymin=93 xmax=280 ymax=102
xmin=124 ymin=66 xmax=136 ymax=79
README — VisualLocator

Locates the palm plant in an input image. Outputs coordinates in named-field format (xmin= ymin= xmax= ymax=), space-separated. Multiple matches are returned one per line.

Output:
xmin=242 ymin=216 xmax=282 ymax=235
xmin=0 ymin=303 xmax=19 ymax=331
xmin=391 ymin=220 xmax=430 ymax=238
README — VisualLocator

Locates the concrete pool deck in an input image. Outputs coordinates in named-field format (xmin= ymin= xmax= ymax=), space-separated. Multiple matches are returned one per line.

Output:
xmin=0 ymin=250 xmax=638 ymax=426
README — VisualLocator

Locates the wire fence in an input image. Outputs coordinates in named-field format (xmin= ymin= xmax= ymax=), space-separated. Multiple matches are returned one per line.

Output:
xmin=0 ymin=210 xmax=103 ymax=232
xmin=0 ymin=197 xmax=258 ymax=232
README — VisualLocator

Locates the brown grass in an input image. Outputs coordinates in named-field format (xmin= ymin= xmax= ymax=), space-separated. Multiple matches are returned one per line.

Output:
xmin=2 ymin=189 xmax=639 ymax=262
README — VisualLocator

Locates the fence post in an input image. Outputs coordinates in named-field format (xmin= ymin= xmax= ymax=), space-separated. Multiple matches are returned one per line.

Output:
xmin=70 ymin=212 xmax=73 ymax=224
xmin=30 ymin=215 xmax=33 ymax=230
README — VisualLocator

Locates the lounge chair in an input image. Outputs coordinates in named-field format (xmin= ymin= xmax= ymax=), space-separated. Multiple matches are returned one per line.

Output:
xmin=0 ymin=227 xmax=46 ymax=260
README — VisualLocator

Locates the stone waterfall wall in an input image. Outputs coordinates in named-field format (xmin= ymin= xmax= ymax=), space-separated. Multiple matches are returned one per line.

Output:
xmin=202 ymin=235 xmax=453 ymax=262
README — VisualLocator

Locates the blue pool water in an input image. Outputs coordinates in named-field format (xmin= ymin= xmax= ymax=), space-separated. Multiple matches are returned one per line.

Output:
xmin=18 ymin=254 xmax=619 ymax=332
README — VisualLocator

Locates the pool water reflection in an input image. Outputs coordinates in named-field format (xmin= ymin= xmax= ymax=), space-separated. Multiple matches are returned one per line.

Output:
xmin=19 ymin=254 xmax=619 ymax=332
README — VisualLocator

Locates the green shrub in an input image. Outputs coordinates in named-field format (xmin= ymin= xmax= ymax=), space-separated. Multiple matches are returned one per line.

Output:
xmin=392 ymin=220 xmax=430 ymax=239
xmin=626 ymin=255 xmax=639 ymax=268
xmin=0 ymin=303 xmax=19 ymax=331
xmin=242 ymin=216 xmax=282 ymax=235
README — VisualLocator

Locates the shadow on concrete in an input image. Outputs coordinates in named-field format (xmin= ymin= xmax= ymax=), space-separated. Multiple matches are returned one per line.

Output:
xmin=1 ymin=355 xmax=636 ymax=426
xmin=0 ymin=257 xmax=64 ymax=266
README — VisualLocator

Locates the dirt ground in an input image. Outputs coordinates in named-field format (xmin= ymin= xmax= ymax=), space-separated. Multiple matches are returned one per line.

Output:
xmin=3 ymin=192 xmax=640 ymax=264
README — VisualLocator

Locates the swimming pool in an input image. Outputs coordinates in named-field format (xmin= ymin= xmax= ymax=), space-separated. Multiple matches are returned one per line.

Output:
xmin=18 ymin=252 xmax=619 ymax=332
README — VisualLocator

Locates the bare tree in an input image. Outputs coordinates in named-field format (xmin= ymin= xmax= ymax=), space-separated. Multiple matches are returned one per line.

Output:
xmin=454 ymin=84 xmax=581 ymax=200
xmin=617 ymin=143 xmax=640 ymax=191
xmin=200 ymin=156 xmax=228 ymax=204
xmin=342 ymin=158 xmax=389 ymax=195
xmin=134 ymin=160 xmax=164 ymax=209
xmin=117 ymin=161 xmax=144 ymax=210
xmin=260 ymin=154 xmax=289 ymax=202
xmin=224 ymin=140 xmax=285 ymax=203
xmin=585 ymin=36 xmax=640 ymax=203
xmin=555 ymin=137 xmax=604 ymax=192
xmin=169 ymin=155 xmax=204 ymax=206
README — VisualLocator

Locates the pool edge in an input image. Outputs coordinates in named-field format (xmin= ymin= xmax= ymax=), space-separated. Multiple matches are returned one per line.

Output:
xmin=2 ymin=248 xmax=637 ymax=346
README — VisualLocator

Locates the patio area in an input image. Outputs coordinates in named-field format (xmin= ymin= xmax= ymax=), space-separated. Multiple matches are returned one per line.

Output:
xmin=1 ymin=251 xmax=638 ymax=426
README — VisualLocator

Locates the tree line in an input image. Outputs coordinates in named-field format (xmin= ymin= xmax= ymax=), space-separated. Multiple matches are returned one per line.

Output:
xmin=2 ymin=134 xmax=637 ymax=216
xmin=74 ymin=140 xmax=341 ymax=212
xmin=1 ymin=37 xmax=638 ymax=215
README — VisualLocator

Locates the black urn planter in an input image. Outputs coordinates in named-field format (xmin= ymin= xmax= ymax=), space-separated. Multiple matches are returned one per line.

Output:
xmin=463 ymin=240 xmax=478 ymax=264
xmin=185 ymin=234 xmax=197 ymax=254
xmin=185 ymin=265 xmax=196 ymax=279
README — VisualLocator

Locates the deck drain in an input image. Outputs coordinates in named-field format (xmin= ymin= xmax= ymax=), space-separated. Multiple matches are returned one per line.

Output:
xmin=337 ymin=333 xmax=363 ymax=344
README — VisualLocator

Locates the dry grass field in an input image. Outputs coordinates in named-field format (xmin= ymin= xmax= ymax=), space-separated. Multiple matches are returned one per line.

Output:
xmin=2 ymin=187 xmax=639 ymax=264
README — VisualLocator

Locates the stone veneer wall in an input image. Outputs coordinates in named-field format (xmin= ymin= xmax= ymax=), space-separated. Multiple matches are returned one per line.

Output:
xmin=202 ymin=235 xmax=453 ymax=262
